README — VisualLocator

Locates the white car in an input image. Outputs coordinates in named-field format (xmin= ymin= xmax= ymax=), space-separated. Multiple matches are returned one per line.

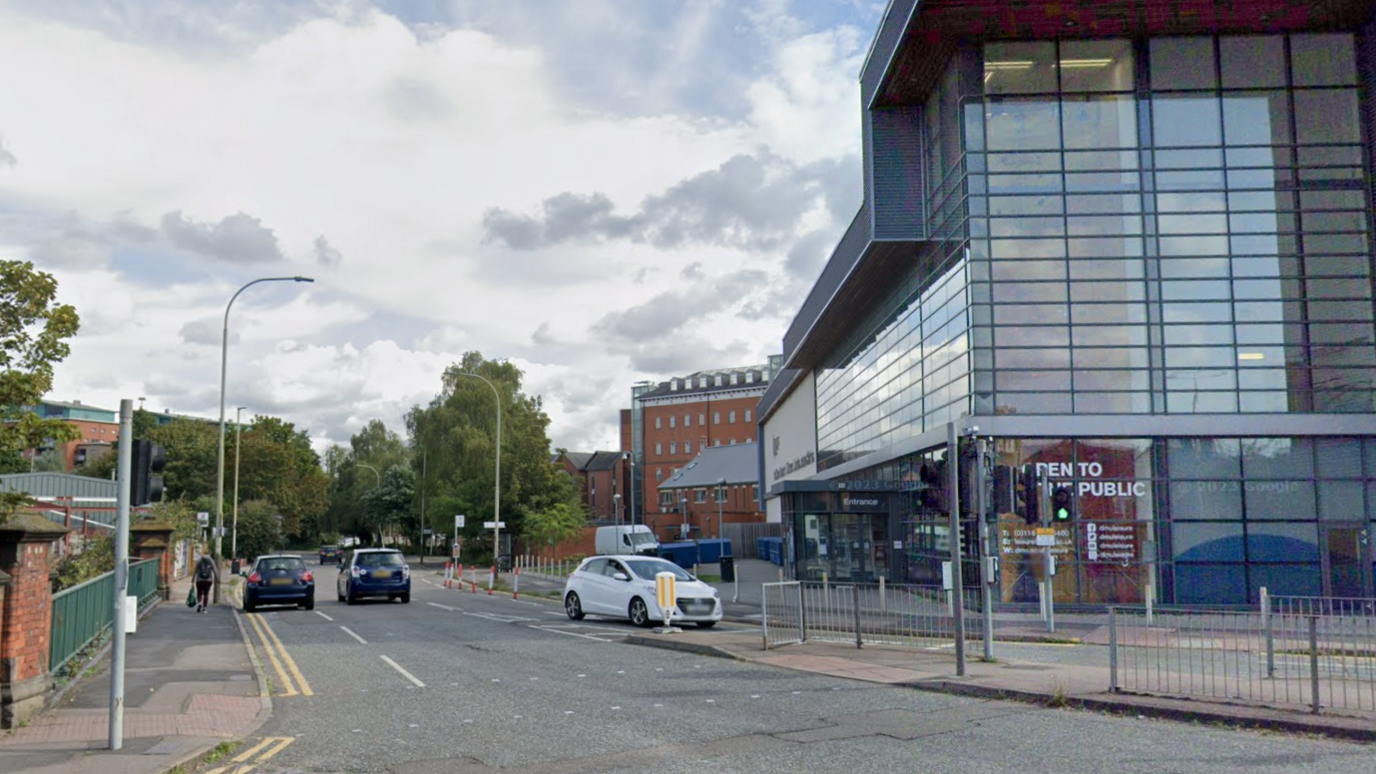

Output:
xmin=563 ymin=555 xmax=722 ymax=628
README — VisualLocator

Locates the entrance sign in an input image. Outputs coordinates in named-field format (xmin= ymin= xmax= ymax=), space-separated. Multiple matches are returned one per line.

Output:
xmin=454 ymin=514 xmax=465 ymax=529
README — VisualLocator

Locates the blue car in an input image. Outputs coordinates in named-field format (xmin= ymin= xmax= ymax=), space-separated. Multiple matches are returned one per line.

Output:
xmin=338 ymin=548 xmax=411 ymax=605
xmin=243 ymin=554 xmax=314 ymax=612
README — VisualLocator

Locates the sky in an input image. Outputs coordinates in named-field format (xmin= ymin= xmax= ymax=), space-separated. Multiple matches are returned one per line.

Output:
xmin=0 ymin=0 xmax=879 ymax=455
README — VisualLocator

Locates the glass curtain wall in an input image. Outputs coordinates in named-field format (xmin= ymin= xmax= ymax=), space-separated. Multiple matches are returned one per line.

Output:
xmin=816 ymin=55 xmax=976 ymax=472
xmin=969 ymin=35 xmax=1375 ymax=415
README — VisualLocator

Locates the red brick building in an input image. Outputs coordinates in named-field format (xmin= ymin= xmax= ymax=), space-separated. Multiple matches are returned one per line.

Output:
xmin=551 ymin=450 xmax=633 ymax=523
xmin=624 ymin=361 xmax=778 ymax=529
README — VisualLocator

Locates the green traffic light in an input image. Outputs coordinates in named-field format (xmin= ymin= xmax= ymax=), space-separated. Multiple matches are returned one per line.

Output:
xmin=1055 ymin=507 xmax=1070 ymax=521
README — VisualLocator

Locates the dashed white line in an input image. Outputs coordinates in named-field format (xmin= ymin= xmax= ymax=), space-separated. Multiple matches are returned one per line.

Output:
xmin=340 ymin=626 xmax=368 ymax=644
xmin=427 ymin=602 xmax=459 ymax=611
xmin=314 ymin=611 xmax=335 ymax=622
xmin=381 ymin=655 xmax=426 ymax=688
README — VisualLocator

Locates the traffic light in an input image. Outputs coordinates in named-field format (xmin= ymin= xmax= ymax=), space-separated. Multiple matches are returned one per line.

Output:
xmin=918 ymin=459 xmax=948 ymax=513
xmin=1052 ymin=485 xmax=1075 ymax=522
xmin=131 ymin=440 xmax=166 ymax=506
xmin=992 ymin=465 xmax=1014 ymax=514
xmin=958 ymin=443 xmax=979 ymax=514
xmin=1017 ymin=465 xmax=1040 ymax=525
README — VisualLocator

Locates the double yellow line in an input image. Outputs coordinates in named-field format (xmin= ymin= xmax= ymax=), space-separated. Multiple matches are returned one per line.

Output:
xmin=205 ymin=736 xmax=295 ymax=774
xmin=243 ymin=612 xmax=314 ymax=697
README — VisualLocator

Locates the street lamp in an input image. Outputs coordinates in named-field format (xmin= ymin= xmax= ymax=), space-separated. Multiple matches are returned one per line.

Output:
xmin=716 ymin=478 xmax=725 ymax=540
xmin=613 ymin=493 xmax=621 ymax=529
xmin=451 ymin=371 xmax=501 ymax=576
xmin=231 ymin=406 xmax=249 ymax=561
xmin=214 ymin=276 xmax=314 ymax=576
xmin=679 ymin=495 xmax=689 ymax=541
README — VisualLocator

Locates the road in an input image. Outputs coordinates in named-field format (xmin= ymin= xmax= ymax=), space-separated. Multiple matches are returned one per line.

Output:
xmin=214 ymin=557 xmax=1376 ymax=774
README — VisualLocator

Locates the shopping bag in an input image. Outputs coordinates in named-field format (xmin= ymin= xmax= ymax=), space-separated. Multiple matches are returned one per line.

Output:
xmin=186 ymin=585 xmax=197 ymax=608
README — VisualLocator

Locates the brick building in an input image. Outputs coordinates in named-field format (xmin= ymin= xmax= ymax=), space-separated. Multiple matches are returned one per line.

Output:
xmin=625 ymin=360 xmax=780 ymax=527
xmin=20 ymin=400 xmax=119 ymax=471
xmin=551 ymin=450 xmax=633 ymax=523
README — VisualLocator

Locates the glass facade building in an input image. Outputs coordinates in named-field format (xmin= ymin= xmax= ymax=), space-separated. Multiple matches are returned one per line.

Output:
xmin=769 ymin=5 xmax=1376 ymax=606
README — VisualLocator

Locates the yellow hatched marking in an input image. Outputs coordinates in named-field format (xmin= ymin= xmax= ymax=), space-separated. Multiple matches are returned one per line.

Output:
xmin=245 ymin=613 xmax=298 ymax=697
xmin=256 ymin=736 xmax=296 ymax=762
xmin=254 ymin=614 xmax=314 ymax=696
xmin=228 ymin=736 xmax=277 ymax=763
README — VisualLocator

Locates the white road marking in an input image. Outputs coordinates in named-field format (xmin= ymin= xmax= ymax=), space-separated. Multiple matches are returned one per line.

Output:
xmin=314 ymin=611 xmax=334 ymax=622
xmin=381 ymin=655 xmax=426 ymax=688
xmin=427 ymin=602 xmax=459 ymax=611
xmin=543 ymin=611 xmax=567 ymax=616
xmin=462 ymin=611 xmax=536 ymax=623
xmin=340 ymin=626 xmax=368 ymax=645
xmin=527 ymin=625 xmax=618 ymax=643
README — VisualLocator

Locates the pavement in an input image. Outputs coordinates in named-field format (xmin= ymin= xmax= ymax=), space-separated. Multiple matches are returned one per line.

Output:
xmin=3 ymin=555 xmax=1371 ymax=774
xmin=0 ymin=571 xmax=268 ymax=774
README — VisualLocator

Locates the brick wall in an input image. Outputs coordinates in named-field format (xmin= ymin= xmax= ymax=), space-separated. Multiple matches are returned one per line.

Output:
xmin=0 ymin=542 xmax=55 ymax=683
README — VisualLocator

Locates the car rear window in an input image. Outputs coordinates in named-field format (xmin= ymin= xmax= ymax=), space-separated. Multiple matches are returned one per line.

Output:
xmin=258 ymin=557 xmax=305 ymax=571
xmin=357 ymin=552 xmax=404 ymax=567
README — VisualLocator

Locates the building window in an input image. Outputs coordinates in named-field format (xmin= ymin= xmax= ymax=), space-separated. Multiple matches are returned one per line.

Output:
xmin=699 ymin=413 xmax=706 ymax=426
xmin=655 ymin=416 xmax=662 ymax=429
xmin=715 ymin=439 xmax=722 ymax=447
xmin=656 ymin=469 xmax=663 ymax=482
xmin=670 ymin=415 xmax=676 ymax=428
xmin=670 ymin=442 xmax=677 ymax=455
xmin=730 ymin=438 xmax=736 ymax=445
xmin=655 ymin=443 xmax=662 ymax=455
xmin=745 ymin=409 xmax=752 ymax=423
xmin=685 ymin=414 xmax=692 ymax=427
xmin=713 ymin=412 xmax=720 ymax=425
xmin=684 ymin=441 xmax=692 ymax=454
xmin=729 ymin=410 xmax=736 ymax=423
xmin=696 ymin=488 xmax=707 ymax=503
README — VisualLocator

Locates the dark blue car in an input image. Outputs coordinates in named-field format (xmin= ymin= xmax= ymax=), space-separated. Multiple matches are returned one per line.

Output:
xmin=337 ymin=548 xmax=411 ymax=604
xmin=243 ymin=554 xmax=314 ymax=612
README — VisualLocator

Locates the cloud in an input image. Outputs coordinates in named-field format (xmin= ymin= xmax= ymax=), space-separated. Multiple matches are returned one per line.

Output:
xmin=178 ymin=318 xmax=228 ymax=346
xmin=161 ymin=211 xmax=285 ymax=264
xmin=313 ymin=236 xmax=343 ymax=267
xmin=0 ymin=134 xmax=15 ymax=166
xmin=24 ymin=211 xmax=157 ymax=269
xmin=482 ymin=152 xmax=851 ymax=252
xmin=592 ymin=267 xmax=767 ymax=343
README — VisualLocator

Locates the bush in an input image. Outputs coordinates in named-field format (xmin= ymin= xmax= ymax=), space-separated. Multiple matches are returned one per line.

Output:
xmin=54 ymin=535 xmax=114 ymax=590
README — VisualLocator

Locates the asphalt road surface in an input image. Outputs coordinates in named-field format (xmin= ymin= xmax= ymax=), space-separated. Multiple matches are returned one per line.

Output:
xmin=218 ymin=559 xmax=1376 ymax=774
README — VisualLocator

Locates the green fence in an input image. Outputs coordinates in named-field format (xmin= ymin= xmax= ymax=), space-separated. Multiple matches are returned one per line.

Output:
xmin=49 ymin=559 xmax=161 ymax=676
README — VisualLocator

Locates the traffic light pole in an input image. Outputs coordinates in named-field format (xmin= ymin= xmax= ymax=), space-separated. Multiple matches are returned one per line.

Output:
xmin=976 ymin=437 xmax=994 ymax=661
xmin=109 ymin=398 xmax=132 ymax=750
xmin=947 ymin=422 xmax=966 ymax=677
xmin=1040 ymin=468 xmax=1055 ymax=634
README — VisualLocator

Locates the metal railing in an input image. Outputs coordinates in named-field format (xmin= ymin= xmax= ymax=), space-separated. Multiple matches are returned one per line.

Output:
xmin=1109 ymin=595 xmax=1376 ymax=715
xmin=762 ymin=580 xmax=983 ymax=651
xmin=50 ymin=559 xmax=160 ymax=676
xmin=515 ymin=556 xmax=577 ymax=581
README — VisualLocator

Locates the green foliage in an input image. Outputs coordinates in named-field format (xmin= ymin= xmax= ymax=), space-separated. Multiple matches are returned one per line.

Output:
xmin=234 ymin=499 xmax=285 ymax=562
xmin=521 ymin=501 xmax=587 ymax=549
xmin=405 ymin=352 xmax=577 ymax=549
xmin=31 ymin=449 xmax=66 ymax=472
xmin=73 ymin=448 xmax=117 ymax=479
xmin=323 ymin=420 xmax=410 ymax=543
xmin=145 ymin=418 xmax=219 ymax=500
xmin=0 ymin=260 xmax=80 ymax=520
xmin=361 ymin=464 xmax=417 ymax=541
xmin=234 ymin=417 xmax=329 ymax=540
xmin=148 ymin=498 xmax=201 ymax=544
xmin=54 ymin=535 xmax=114 ymax=590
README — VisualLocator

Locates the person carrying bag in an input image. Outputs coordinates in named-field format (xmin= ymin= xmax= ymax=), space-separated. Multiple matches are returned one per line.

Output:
xmin=193 ymin=552 xmax=217 ymax=613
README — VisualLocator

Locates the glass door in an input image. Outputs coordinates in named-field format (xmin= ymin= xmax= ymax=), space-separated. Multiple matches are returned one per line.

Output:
xmin=1321 ymin=524 xmax=1371 ymax=599
xmin=833 ymin=515 xmax=878 ymax=583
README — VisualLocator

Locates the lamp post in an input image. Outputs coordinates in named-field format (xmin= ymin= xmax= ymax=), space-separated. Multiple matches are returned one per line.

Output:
xmin=215 ymin=276 xmax=313 ymax=602
xmin=716 ymin=478 xmax=725 ymax=540
xmin=451 ymin=371 xmax=501 ymax=574
xmin=613 ymin=493 xmax=621 ymax=530
xmin=231 ymin=406 xmax=248 ymax=561
xmin=355 ymin=463 xmax=381 ymax=545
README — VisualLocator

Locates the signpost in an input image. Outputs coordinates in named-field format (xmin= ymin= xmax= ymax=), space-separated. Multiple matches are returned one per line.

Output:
xmin=453 ymin=514 xmax=465 ymax=565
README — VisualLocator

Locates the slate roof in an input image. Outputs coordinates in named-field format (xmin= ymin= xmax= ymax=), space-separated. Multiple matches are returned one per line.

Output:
xmin=657 ymin=443 xmax=758 ymax=491
xmin=635 ymin=363 xmax=774 ymax=402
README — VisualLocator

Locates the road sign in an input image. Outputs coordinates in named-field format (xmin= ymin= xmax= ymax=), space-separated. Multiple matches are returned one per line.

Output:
xmin=197 ymin=511 xmax=210 ymax=527
xmin=483 ymin=521 xmax=506 ymax=529
xmin=454 ymin=514 xmax=465 ymax=529
xmin=1034 ymin=527 xmax=1056 ymax=547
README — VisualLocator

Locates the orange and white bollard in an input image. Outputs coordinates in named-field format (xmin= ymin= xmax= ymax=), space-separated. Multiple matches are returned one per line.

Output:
xmin=443 ymin=562 xmax=451 ymax=588
xmin=457 ymin=564 xmax=463 ymax=591
xmin=512 ymin=565 xmax=519 ymax=600
xmin=487 ymin=565 xmax=495 ymax=595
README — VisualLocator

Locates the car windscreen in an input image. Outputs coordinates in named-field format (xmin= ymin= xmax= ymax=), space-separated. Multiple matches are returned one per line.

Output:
xmin=258 ymin=557 xmax=304 ymax=572
xmin=628 ymin=532 xmax=656 ymax=546
xmin=356 ymin=552 xmax=404 ymax=567
xmin=624 ymin=560 xmax=693 ymax=582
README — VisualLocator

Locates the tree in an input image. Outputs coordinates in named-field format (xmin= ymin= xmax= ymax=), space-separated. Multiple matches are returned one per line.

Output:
xmin=522 ymin=501 xmax=587 ymax=551
xmin=405 ymin=352 xmax=580 ymax=560
xmin=145 ymin=418 xmax=219 ymax=500
xmin=224 ymin=416 xmax=329 ymax=542
xmin=0 ymin=260 xmax=80 ymax=520
xmin=323 ymin=421 xmax=411 ymax=544
xmin=361 ymin=464 xmax=416 ymax=545
xmin=31 ymin=450 xmax=66 ymax=472
xmin=235 ymin=499 xmax=285 ymax=562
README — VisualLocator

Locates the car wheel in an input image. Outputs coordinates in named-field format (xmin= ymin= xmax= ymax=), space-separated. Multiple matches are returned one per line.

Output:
xmin=337 ymin=587 xmax=345 ymax=602
xmin=244 ymin=598 xmax=255 ymax=614
xmin=303 ymin=595 xmax=315 ymax=611
xmin=400 ymin=593 xmax=410 ymax=604
xmin=628 ymin=597 xmax=652 ymax=628
xmin=564 ymin=592 xmax=585 ymax=620
xmin=696 ymin=621 xmax=717 ymax=629
xmin=346 ymin=585 xmax=357 ymax=605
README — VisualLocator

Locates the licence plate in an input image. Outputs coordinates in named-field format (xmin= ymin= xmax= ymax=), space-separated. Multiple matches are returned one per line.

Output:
xmin=270 ymin=577 xmax=293 ymax=586
xmin=371 ymin=570 xmax=391 ymax=579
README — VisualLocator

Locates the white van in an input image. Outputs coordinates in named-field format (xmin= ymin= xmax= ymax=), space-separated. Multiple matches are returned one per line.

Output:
xmin=595 ymin=525 xmax=660 ymax=556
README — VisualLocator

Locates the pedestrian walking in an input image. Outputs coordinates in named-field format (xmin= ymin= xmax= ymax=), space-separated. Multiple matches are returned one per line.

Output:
xmin=194 ymin=551 xmax=217 ymax=613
